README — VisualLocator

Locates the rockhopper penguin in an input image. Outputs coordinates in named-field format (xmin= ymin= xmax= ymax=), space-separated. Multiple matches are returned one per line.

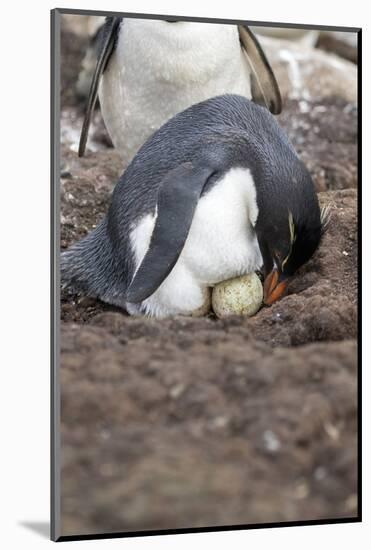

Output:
xmin=78 ymin=18 xmax=282 ymax=163
xmin=63 ymin=94 xmax=324 ymax=319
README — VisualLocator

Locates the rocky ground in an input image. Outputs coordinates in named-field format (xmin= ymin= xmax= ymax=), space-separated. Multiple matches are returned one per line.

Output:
xmin=59 ymin=16 xmax=359 ymax=537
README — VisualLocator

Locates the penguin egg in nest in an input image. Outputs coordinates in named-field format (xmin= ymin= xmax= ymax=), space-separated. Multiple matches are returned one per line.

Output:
xmin=212 ymin=273 xmax=263 ymax=318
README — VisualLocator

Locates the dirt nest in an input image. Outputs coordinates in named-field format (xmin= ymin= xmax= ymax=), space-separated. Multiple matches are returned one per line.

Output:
xmin=59 ymin=18 xmax=358 ymax=537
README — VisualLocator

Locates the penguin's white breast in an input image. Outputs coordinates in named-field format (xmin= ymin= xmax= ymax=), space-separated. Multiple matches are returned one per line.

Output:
xmin=181 ymin=167 xmax=262 ymax=284
xmin=130 ymin=167 xmax=263 ymax=289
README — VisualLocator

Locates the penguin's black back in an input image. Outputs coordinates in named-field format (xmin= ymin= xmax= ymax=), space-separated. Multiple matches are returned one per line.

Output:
xmin=108 ymin=94 xmax=302 ymax=256
xmin=112 ymin=94 xmax=297 ymax=212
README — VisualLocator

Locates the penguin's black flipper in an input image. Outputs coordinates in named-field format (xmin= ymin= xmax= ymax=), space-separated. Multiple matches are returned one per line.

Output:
xmin=126 ymin=162 xmax=215 ymax=303
xmin=238 ymin=25 xmax=282 ymax=115
xmin=78 ymin=17 xmax=122 ymax=157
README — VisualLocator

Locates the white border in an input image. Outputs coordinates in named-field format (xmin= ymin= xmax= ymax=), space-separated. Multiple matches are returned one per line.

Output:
xmin=1 ymin=0 xmax=368 ymax=547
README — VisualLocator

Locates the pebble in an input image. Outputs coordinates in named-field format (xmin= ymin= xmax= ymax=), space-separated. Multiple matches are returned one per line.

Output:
xmin=169 ymin=383 xmax=186 ymax=399
xmin=324 ymin=422 xmax=340 ymax=441
xmin=262 ymin=430 xmax=281 ymax=453
xmin=293 ymin=481 xmax=310 ymax=500
xmin=314 ymin=466 xmax=327 ymax=481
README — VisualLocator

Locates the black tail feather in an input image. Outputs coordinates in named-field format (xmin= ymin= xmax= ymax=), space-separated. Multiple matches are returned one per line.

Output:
xmin=60 ymin=220 xmax=126 ymax=306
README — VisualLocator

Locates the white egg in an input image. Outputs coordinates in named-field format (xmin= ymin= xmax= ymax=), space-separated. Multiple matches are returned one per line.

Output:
xmin=212 ymin=273 xmax=263 ymax=318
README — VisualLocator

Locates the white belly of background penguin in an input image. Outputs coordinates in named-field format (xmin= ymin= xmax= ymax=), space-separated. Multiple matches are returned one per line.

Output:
xmin=64 ymin=95 xmax=325 ymax=319
xmin=78 ymin=18 xmax=282 ymax=162
xmin=100 ymin=21 xmax=251 ymax=162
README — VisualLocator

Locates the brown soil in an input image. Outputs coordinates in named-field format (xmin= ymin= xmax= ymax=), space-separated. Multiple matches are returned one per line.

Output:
xmin=61 ymin=333 xmax=357 ymax=536
xmin=59 ymin=19 xmax=358 ymax=538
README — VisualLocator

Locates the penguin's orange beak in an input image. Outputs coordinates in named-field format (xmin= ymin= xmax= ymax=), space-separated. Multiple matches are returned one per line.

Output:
xmin=263 ymin=268 xmax=289 ymax=306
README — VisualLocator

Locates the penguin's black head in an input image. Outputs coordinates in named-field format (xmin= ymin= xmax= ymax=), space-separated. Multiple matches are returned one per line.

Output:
xmin=256 ymin=164 xmax=324 ymax=306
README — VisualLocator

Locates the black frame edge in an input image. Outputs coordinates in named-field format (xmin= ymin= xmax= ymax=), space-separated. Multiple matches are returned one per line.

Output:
xmin=57 ymin=517 xmax=360 ymax=543
xmin=356 ymin=28 xmax=362 ymax=523
xmin=51 ymin=7 xmax=61 ymax=543
xmin=54 ymin=7 xmax=360 ymax=33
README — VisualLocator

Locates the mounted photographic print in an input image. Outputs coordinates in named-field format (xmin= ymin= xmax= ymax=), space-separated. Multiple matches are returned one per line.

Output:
xmin=51 ymin=8 xmax=361 ymax=542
